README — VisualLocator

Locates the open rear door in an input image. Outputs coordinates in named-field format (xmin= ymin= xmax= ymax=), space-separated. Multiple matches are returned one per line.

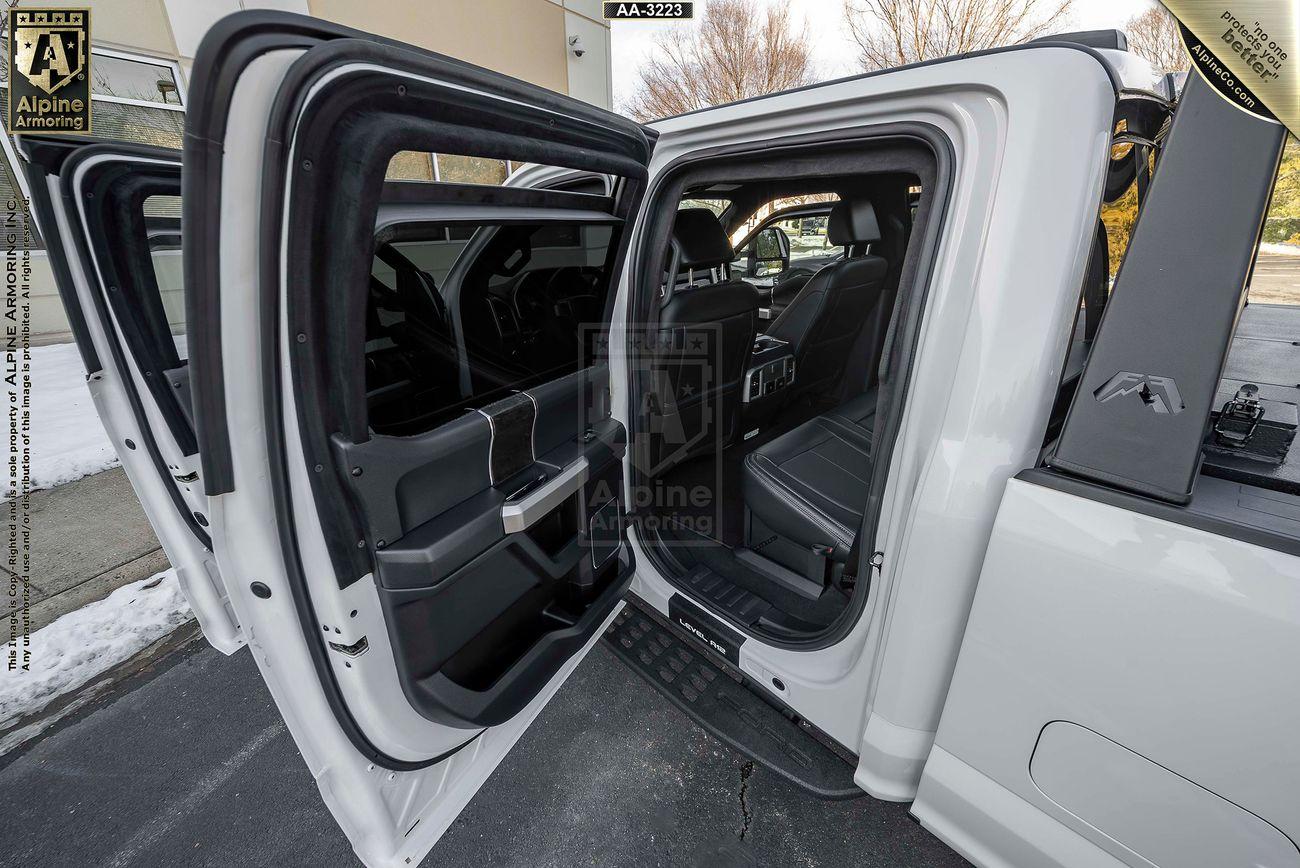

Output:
xmin=912 ymin=75 xmax=1300 ymax=867
xmin=184 ymin=12 xmax=650 ymax=865
xmin=20 ymin=138 xmax=242 ymax=652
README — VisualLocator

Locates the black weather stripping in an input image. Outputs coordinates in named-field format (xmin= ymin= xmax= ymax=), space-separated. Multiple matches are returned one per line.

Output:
xmin=1048 ymin=72 xmax=1285 ymax=504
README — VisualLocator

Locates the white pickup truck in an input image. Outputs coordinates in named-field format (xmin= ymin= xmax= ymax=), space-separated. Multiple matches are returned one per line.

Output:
xmin=22 ymin=11 xmax=1298 ymax=868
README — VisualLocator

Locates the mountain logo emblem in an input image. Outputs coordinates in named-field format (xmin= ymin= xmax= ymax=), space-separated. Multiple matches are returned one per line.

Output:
xmin=1093 ymin=372 xmax=1185 ymax=415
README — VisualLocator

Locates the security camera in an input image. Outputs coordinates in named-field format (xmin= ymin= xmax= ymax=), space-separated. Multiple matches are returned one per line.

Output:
xmin=569 ymin=35 xmax=585 ymax=58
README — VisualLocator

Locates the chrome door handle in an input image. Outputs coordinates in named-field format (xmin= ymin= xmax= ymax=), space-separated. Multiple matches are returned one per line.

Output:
xmin=500 ymin=457 xmax=588 ymax=534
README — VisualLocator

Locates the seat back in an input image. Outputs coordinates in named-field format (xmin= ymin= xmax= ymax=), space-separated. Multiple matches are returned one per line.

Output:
xmin=646 ymin=209 xmax=760 ymax=472
xmin=767 ymin=199 xmax=888 ymax=403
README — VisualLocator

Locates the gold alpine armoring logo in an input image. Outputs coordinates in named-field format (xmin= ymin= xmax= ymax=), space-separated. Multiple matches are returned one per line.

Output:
xmin=7 ymin=8 xmax=91 ymax=134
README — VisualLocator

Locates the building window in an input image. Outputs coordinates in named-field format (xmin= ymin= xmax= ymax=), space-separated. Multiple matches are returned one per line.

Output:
xmin=0 ymin=44 xmax=187 ymax=246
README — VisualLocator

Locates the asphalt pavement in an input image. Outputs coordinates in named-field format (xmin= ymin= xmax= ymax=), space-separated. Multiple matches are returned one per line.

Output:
xmin=0 ymin=630 xmax=967 ymax=868
xmin=1248 ymin=252 xmax=1300 ymax=305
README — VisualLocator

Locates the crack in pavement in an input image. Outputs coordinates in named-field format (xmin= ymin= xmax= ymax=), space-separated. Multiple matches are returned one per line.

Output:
xmin=737 ymin=760 xmax=754 ymax=840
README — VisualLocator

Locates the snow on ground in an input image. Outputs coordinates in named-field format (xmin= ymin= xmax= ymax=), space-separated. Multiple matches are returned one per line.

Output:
xmin=28 ymin=341 xmax=117 ymax=491
xmin=0 ymin=569 xmax=192 ymax=730
xmin=1260 ymin=242 xmax=1300 ymax=256
xmin=25 ymin=334 xmax=188 ymax=492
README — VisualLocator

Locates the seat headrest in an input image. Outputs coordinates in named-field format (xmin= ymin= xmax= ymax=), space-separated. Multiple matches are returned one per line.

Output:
xmin=673 ymin=208 xmax=735 ymax=270
xmin=828 ymin=199 xmax=882 ymax=246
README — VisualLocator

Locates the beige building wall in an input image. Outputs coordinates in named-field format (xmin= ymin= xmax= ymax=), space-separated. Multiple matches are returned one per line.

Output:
xmin=26 ymin=0 xmax=180 ymax=56
xmin=307 ymin=0 xmax=569 ymax=94
xmin=159 ymin=0 xmax=611 ymax=103
xmin=21 ymin=0 xmax=613 ymax=344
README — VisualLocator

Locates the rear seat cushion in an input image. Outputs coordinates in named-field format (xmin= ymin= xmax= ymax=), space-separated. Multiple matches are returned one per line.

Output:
xmin=742 ymin=391 xmax=876 ymax=560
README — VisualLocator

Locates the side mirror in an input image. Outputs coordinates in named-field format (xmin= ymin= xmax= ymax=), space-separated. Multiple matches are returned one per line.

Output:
xmin=750 ymin=226 xmax=791 ymax=278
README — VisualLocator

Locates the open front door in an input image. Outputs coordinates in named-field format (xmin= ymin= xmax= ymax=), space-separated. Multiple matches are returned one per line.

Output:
xmin=184 ymin=12 xmax=649 ymax=865
xmin=19 ymin=138 xmax=242 ymax=652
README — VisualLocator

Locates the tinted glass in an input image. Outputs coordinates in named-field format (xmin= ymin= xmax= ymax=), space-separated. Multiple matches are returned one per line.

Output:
xmin=366 ymin=220 xmax=618 ymax=435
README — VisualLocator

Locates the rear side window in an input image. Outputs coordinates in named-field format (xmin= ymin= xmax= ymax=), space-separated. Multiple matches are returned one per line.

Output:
xmin=366 ymin=220 xmax=619 ymax=435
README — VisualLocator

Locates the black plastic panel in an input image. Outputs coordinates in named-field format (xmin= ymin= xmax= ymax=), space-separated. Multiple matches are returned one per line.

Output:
xmin=531 ymin=366 xmax=611 ymax=457
xmin=1049 ymin=74 xmax=1285 ymax=503
xmin=333 ymin=411 xmax=493 ymax=547
xmin=357 ymin=362 xmax=632 ymax=727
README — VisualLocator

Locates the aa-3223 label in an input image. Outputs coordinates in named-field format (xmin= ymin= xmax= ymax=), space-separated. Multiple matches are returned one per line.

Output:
xmin=603 ymin=2 xmax=694 ymax=20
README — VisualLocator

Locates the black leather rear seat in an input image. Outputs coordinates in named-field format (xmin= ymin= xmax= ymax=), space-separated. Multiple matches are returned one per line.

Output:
xmin=742 ymin=391 xmax=876 ymax=568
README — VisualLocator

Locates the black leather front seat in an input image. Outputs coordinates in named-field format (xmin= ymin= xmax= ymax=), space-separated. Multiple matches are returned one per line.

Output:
xmin=766 ymin=200 xmax=888 ymax=403
xmin=645 ymin=209 xmax=760 ymax=473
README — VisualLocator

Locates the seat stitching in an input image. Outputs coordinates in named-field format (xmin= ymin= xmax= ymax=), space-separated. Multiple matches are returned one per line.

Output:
xmin=748 ymin=454 xmax=854 ymax=547
xmin=752 ymin=472 xmax=853 ymax=549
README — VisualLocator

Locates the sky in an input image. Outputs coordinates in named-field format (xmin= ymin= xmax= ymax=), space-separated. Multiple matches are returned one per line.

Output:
xmin=609 ymin=0 xmax=1157 ymax=110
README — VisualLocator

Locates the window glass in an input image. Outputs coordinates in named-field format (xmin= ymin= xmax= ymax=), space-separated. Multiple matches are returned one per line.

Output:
xmin=143 ymin=194 xmax=185 ymax=359
xmin=89 ymin=98 xmax=184 ymax=148
xmin=769 ymin=215 xmax=843 ymax=263
xmin=383 ymin=152 xmax=515 ymax=184
xmin=92 ymin=53 xmax=182 ymax=104
xmin=730 ymin=203 xmax=845 ymax=281
xmin=381 ymin=231 xmax=473 ymax=288
xmin=387 ymin=151 xmax=436 ymax=181
xmin=679 ymin=198 xmax=729 ymax=215
xmin=731 ymin=193 xmax=838 ymax=243
xmin=0 ymin=49 xmax=185 ymax=251
xmin=367 ymin=220 xmax=618 ymax=435
xmin=437 ymin=153 xmax=508 ymax=185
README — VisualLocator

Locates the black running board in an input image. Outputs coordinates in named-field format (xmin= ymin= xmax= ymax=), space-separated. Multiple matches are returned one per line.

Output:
xmin=603 ymin=595 xmax=864 ymax=800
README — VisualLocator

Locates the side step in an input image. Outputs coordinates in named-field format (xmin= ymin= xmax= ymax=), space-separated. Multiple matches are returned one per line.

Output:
xmin=602 ymin=596 xmax=864 ymax=800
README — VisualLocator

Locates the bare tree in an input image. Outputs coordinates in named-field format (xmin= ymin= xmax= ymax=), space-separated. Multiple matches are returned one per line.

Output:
xmin=1125 ymin=5 xmax=1185 ymax=73
xmin=843 ymin=0 xmax=1073 ymax=70
xmin=624 ymin=0 xmax=814 ymax=122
